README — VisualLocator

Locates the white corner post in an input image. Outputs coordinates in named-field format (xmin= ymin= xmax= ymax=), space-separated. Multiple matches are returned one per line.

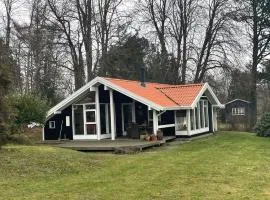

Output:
xmin=95 ymin=87 xmax=101 ymax=140
xmin=110 ymin=89 xmax=116 ymax=140
xmin=187 ymin=109 xmax=191 ymax=136
xmin=153 ymin=110 xmax=158 ymax=135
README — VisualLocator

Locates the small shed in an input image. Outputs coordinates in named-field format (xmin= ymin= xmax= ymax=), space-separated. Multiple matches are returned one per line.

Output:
xmin=224 ymin=99 xmax=251 ymax=130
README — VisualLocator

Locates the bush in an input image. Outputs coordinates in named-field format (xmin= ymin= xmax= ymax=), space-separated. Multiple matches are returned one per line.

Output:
xmin=0 ymin=97 xmax=16 ymax=149
xmin=10 ymin=94 xmax=49 ymax=126
xmin=255 ymin=113 xmax=270 ymax=137
xmin=0 ymin=133 xmax=8 ymax=149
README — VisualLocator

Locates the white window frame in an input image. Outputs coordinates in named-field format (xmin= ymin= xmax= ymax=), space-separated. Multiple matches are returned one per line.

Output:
xmin=72 ymin=103 xmax=97 ymax=139
xmin=232 ymin=107 xmax=245 ymax=116
xmin=84 ymin=103 xmax=97 ymax=136
xmin=49 ymin=121 xmax=55 ymax=129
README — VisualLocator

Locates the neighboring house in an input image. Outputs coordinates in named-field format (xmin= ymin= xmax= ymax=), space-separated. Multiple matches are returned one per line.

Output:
xmin=224 ymin=99 xmax=251 ymax=129
xmin=43 ymin=76 xmax=224 ymax=140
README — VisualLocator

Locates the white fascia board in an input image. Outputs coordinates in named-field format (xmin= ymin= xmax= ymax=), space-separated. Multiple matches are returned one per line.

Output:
xmin=164 ymin=106 xmax=192 ymax=110
xmin=225 ymin=99 xmax=251 ymax=105
xmin=99 ymin=78 xmax=164 ymax=111
xmin=190 ymin=83 xmax=223 ymax=109
xmin=46 ymin=77 xmax=164 ymax=120
xmin=205 ymin=83 xmax=223 ymax=108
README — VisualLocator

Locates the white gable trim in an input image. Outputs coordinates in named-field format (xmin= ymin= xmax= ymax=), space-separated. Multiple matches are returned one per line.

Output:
xmin=46 ymin=77 xmax=164 ymax=120
xmin=46 ymin=78 xmax=224 ymax=120
xmin=225 ymin=99 xmax=251 ymax=105
xmin=190 ymin=83 xmax=224 ymax=109
xmin=46 ymin=77 xmax=100 ymax=119
xmin=98 ymin=78 xmax=164 ymax=111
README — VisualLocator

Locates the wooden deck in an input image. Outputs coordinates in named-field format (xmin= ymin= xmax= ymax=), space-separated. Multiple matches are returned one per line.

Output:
xmin=42 ymin=136 xmax=176 ymax=152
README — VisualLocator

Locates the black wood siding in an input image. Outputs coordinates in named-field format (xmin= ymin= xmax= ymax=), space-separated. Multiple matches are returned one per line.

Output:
xmin=44 ymin=106 xmax=73 ymax=140
xmin=225 ymin=100 xmax=251 ymax=124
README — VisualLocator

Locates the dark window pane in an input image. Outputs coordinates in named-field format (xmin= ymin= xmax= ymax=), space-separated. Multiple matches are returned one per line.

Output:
xmin=86 ymin=124 xmax=96 ymax=135
xmin=75 ymin=92 xmax=95 ymax=104
xmin=85 ymin=104 xmax=95 ymax=110
xmin=86 ymin=111 xmax=95 ymax=122
xmin=74 ymin=105 xmax=84 ymax=135
xmin=100 ymin=104 xmax=107 ymax=134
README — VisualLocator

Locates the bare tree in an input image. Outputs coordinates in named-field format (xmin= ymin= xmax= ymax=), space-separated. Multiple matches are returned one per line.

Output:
xmin=169 ymin=0 xmax=198 ymax=83
xmin=76 ymin=0 xmax=94 ymax=81
xmin=1 ymin=0 xmax=18 ymax=47
xmin=235 ymin=0 xmax=270 ymax=125
xmin=93 ymin=0 xmax=123 ymax=75
xmin=141 ymin=0 xmax=169 ymax=57
xmin=193 ymin=0 xmax=240 ymax=83
xmin=137 ymin=0 xmax=172 ymax=82
xmin=47 ymin=0 xmax=85 ymax=90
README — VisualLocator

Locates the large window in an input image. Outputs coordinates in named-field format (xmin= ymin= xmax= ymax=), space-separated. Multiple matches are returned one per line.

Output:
xmin=200 ymin=101 xmax=204 ymax=128
xmin=191 ymin=109 xmax=195 ymax=130
xmin=73 ymin=103 xmax=97 ymax=135
xmin=74 ymin=105 xmax=84 ymax=135
xmin=175 ymin=110 xmax=187 ymax=131
xmin=232 ymin=107 xmax=245 ymax=116
xmin=204 ymin=101 xmax=209 ymax=128
xmin=195 ymin=105 xmax=199 ymax=129
xmin=192 ymin=100 xmax=209 ymax=131
xmin=100 ymin=104 xmax=110 ymax=134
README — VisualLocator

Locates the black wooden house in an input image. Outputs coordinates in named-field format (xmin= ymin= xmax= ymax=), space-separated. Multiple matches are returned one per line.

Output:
xmin=224 ymin=99 xmax=251 ymax=130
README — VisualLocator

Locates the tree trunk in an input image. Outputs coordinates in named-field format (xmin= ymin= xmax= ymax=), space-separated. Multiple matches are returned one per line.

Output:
xmin=181 ymin=0 xmax=187 ymax=84
xmin=250 ymin=0 xmax=259 ymax=127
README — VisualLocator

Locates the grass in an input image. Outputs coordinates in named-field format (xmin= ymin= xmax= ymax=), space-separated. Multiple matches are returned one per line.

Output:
xmin=1 ymin=132 xmax=270 ymax=199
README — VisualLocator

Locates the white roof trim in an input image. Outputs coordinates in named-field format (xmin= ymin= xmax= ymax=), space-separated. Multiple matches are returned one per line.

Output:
xmin=46 ymin=77 xmax=164 ymax=119
xmin=46 ymin=77 xmax=224 ymax=120
xmin=190 ymin=83 xmax=223 ymax=109
xmin=46 ymin=77 xmax=100 ymax=119
xmin=225 ymin=99 xmax=251 ymax=105
xmin=98 ymin=78 xmax=164 ymax=111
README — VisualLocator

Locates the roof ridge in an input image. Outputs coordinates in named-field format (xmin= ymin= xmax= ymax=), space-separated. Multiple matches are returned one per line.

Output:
xmin=156 ymin=83 xmax=205 ymax=89
xmin=104 ymin=77 xmax=172 ymax=86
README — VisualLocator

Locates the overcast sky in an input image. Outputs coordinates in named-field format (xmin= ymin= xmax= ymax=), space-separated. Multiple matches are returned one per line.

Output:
xmin=0 ymin=0 xmax=254 ymax=72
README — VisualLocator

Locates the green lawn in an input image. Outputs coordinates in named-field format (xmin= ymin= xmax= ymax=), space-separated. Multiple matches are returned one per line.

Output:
xmin=1 ymin=132 xmax=270 ymax=199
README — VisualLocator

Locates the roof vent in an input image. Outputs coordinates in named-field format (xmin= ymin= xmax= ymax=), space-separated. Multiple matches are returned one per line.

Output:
xmin=140 ymin=67 xmax=146 ymax=87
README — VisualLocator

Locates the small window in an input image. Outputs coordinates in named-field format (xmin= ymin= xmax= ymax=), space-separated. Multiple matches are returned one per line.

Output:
xmin=232 ymin=107 xmax=245 ymax=116
xmin=49 ymin=121 xmax=55 ymax=129
xmin=66 ymin=116 xmax=70 ymax=127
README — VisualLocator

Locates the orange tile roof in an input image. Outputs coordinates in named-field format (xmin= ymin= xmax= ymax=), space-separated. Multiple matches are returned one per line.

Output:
xmin=105 ymin=77 xmax=204 ymax=108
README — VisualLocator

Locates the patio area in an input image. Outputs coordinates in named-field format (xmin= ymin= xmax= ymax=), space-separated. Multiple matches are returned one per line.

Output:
xmin=41 ymin=136 xmax=176 ymax=152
